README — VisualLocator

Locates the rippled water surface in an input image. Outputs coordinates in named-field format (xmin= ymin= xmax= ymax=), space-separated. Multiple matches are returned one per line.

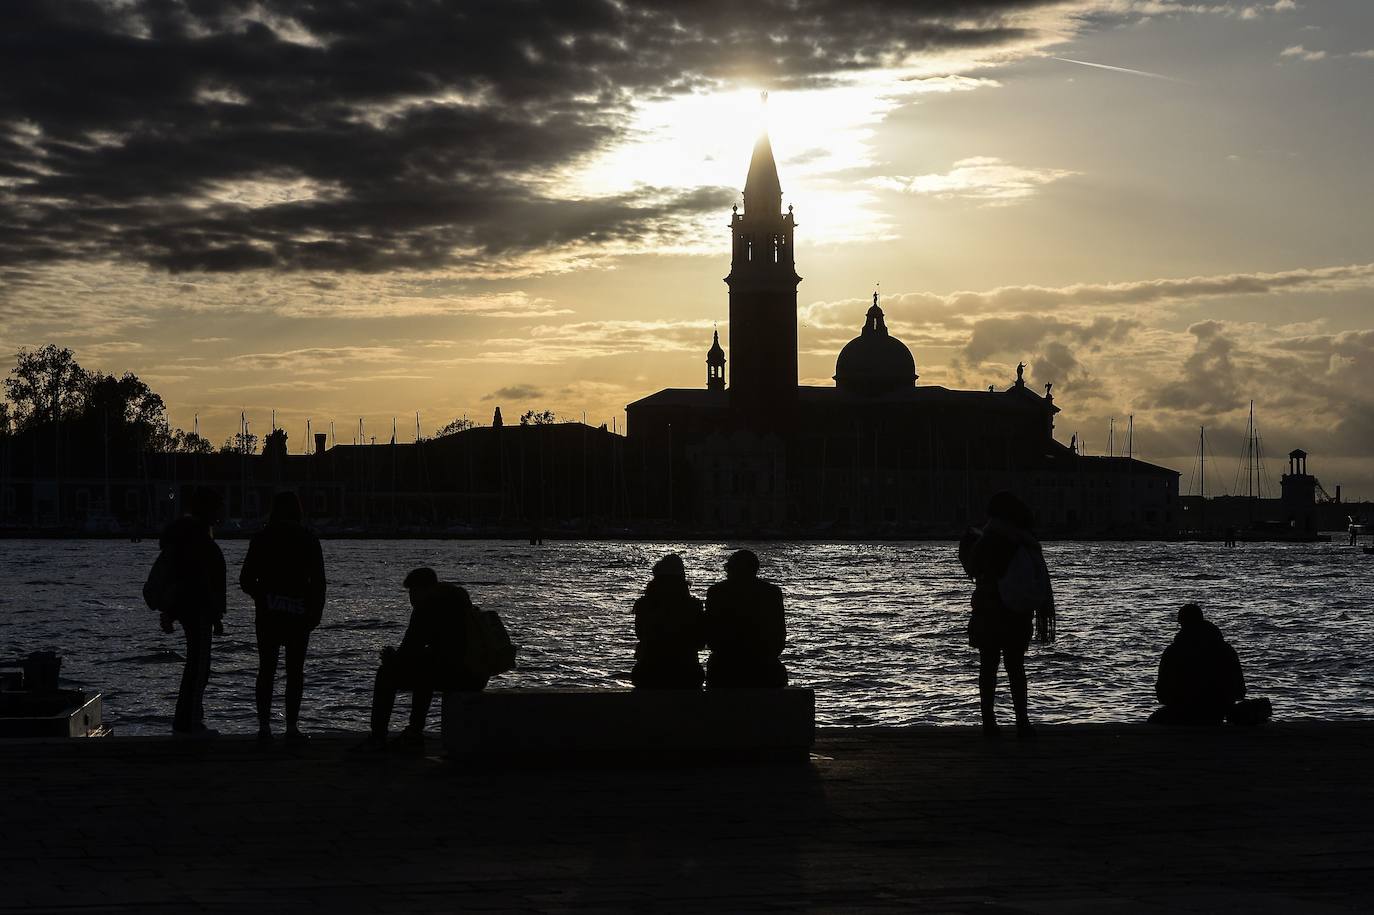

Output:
xmin=1 ymin=538 xmax=1370 ymax=735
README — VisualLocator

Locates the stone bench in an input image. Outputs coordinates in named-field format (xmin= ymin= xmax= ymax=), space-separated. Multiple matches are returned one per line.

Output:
xmin=441 ymin=688 xmax=815 ymax=765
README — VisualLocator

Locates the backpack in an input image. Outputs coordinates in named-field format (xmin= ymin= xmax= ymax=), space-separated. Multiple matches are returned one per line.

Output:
xmin=142 ymin=552 xmax=175 ymax=612
xmin=462 ymin=607 xmax=517 ymax=679
xmin=997 ymin=545 xmax=1050 ymax=615
xmin=957 ymin=528 xmax=980 ymax=578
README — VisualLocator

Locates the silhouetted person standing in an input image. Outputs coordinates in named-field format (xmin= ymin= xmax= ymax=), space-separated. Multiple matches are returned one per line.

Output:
xmin=704 ymin=549 xmax=787 ymax=688
xmin=959 ymin=491 xmax=1056 ymax=738
xmin=631 ymin=554 xmax=706 ymax=689
xmin=157 ymin=486 xmax=227 ymax=738
xmin=239 ymin=492 xmax=326 ymax=744
xmin=356 ymin=567 xmax=487 ymax=754
xmin=1149 ymin=604 xmax=1246 ymax=725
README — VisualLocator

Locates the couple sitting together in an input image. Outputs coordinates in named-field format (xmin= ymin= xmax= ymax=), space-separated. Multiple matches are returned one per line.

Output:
xmin=630 ymin=548 xmax=788 ymax=690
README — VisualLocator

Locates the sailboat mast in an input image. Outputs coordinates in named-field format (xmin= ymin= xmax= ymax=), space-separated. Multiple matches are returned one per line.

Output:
xmin=1248 ymin=400 xmax=1255 ymax=500
xmin=1199 ymin=426 xmax=1206 ymax=500
xmin=1200 ymin=425 xmax=1207 ymax=534
xmin=1245 ymin=400 xmax=1257 ymax=527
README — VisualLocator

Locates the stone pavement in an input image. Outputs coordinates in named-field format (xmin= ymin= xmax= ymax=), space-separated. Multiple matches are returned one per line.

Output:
xmin=2 ymin=723 xmax=1372 ymax=913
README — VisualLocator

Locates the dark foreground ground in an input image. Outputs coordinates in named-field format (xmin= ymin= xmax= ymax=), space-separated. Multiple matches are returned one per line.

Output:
xmin=2 ymin=724 xmax=1372 ymax=913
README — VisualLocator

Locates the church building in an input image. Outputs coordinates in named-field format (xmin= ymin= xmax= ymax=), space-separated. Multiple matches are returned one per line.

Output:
xmin=626 ymin=129 xmax=1178 ymax=535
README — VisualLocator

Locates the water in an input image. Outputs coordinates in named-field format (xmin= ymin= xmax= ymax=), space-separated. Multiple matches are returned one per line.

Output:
xmin=1 ymin=538 xmax=1370 ymax=735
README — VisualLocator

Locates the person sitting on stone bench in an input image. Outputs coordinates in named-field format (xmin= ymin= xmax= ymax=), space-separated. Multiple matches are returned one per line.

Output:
xmin=631 ymin=553 xmax=706 ymax=689
xmin=704 ymin=549 xmax=788 ymax=688
xmin=354 ymin=567 xmax=487 ymax=754
xmin=1149 ymin=603 xmax=1246 ymax=726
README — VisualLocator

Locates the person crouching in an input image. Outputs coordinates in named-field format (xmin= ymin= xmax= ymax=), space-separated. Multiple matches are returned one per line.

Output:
xmin=355 ymin=567 xmax=487 ymax=754
xmin=1149 ymin=603 xmax=1246 ymax=726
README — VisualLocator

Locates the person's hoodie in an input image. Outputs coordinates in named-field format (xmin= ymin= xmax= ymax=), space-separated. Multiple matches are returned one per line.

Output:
xmin=158 ymin=516 xmax=226 ymax=623
xmin=239 ymin=520 xmax=326 ymax=629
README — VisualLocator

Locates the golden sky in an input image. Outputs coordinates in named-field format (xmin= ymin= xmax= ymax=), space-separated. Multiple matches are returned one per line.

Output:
xmin=2 ymin=0 xmax=1372 ymax=494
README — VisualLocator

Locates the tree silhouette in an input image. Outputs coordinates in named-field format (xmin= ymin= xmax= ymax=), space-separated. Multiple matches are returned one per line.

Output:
xmin=221 ymin=431 xmax=259 ymax=455
xmin=519 ymin=409 xmax=556 ymax=426
xmin=4 ymin=345 xmax=93 ymax=429
xmin=2 ymin=345 xmax=203 ymax=454
xmin=171 ymin=429 xmax=214 ymax=454
xmin=436 ymin=417 xmax=475 ymax=437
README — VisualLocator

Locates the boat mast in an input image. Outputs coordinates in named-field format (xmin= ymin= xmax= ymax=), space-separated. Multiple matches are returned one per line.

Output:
xmin=1199 ymin=426 xmax=1206 ymax=499
xmin=1247 ymin=400 xmax=1256 ymax=525
xmin=1200 ymin=425 xmax=1206 ymax=533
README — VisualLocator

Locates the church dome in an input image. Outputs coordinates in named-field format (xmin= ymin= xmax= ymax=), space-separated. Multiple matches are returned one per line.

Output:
xmin=833 ymin=296 xmax=917 ymax=396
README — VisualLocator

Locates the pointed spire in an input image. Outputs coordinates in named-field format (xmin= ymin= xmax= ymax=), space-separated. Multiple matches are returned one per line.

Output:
xmin=707 ymin=326 xmax=725 ymax=364
xmin=743 ymin=117 xmax=782 ymax=218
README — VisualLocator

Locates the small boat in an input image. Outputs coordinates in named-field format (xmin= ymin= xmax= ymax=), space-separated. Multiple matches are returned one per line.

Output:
xmin=0 ymin=653 xmax=109 ymax=738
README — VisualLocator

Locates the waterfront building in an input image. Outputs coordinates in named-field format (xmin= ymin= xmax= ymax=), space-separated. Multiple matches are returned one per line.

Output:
xmin=626 ymin=129 xmax=1179 ymax=535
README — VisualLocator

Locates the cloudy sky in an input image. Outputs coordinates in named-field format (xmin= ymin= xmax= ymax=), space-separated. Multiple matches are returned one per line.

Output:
xmin=3 ymin=0 xmax=1372 ymax=494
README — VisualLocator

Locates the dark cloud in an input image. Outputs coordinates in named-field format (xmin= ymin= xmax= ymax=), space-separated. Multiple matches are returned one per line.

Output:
xmin=1030 ymin=340 xmax=1098 ymax=397
xmin=0 ymin=0 xmax=1057 ymax=273
xmin=961 ymin=314 xmax=1136 ymax=363
xmin=483 ymin=384 xmax=545 ymax=402
xmin=1265 ymin=329 xmax=1374 ymax=460
xmin=1150 ymin=321 xmax=1243 ymax=413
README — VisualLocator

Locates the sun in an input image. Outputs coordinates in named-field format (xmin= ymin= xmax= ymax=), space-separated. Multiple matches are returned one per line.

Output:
xmin=567 ymin=83 xmax=902 ymax=251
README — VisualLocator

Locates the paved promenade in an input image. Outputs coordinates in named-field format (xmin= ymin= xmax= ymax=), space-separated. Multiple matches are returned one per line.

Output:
xmin=3 ymin=723 xmax=1372 ymax=913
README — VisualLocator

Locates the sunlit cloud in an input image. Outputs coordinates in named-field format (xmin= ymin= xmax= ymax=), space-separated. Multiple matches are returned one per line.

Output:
xmin=1280 ymin=44 xmax=1326 ymax=61
xmin=194 ymin=175 xmax=345 ymax=210
xmin=1240 ymin=0 xmax=1298 ymax=20
xmin=0 ymin=262 xmax=571 ymax=325
xmin=225 ymin=346 xmax=407 ymax=373
xmin=801 ymin=262 xmax=1374 ymax=330
xmin=868 ymin=157 xmax=1078 ymax=206
xmin=78 ymin=340 xmax=145 ymax=358
xmin=457 ymin=320 xmax=716 ymax=366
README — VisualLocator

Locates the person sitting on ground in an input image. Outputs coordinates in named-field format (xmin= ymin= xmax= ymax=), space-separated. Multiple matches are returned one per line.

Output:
xmin=703 ymin=549 xmax=787 ymax=688
xmin=631 ymin=553 xmax=706 ymax=689
xmin=1149 ymin=603 xmax=1246 ymax=726
xmin=958 ymin=491 xmax=1056 ymax=739
xmin=239 ymin=491 xmax=326 ymax=745
xmin=155 ymin=486 xmax=228 ymax=739
xmin=355 ymin=567 xmax=486 ymax=754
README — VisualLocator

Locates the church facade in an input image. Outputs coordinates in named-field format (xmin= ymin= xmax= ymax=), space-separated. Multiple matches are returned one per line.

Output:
xmin=626 ymin=131 xmax=1179 ymax=536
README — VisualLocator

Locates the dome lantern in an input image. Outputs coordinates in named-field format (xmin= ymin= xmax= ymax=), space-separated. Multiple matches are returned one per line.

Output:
xmin=833 ymin=292 xmax=917 ymax=396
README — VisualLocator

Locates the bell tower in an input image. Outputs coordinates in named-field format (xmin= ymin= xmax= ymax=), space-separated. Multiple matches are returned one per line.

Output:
xmin=706 ymin=327 xmax=726 ymax=391
xmin=726 ymin=118 xmax=800 ymax=416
